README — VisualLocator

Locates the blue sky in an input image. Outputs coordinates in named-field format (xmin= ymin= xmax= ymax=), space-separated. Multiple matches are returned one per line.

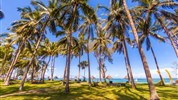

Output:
xmin=0 ymin=0 xmax=177 ymax=79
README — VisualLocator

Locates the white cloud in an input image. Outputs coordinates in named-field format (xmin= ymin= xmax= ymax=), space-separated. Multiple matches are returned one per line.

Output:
xmin=133 ymin=67 xmax=177 ymax=78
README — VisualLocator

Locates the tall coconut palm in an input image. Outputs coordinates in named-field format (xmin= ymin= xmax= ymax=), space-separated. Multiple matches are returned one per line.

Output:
xmin=93 ymin=50 xmax=102 ymax=83
xmin=50 ymin=42 xmax=59 ymax=81
xmin=92 ymin=23 xmax=112 ymax=83
xmin=76 ymin=34 xmax=86 ymax=81
xmin=38 ymin=39 xmax=53 ymax=82
xmin=4 ymin=6 xmax=40 ymax=85
xmin=56 ymin=32 xmax=80 ymax=84
xmin=137 ymin=18 xmax=166 ymax=86
xmin=78 ymin=14 xmax=97 ymax=85
xmin=19 ymin=0 xmax=57 ymax=90
xmin=56 ymin=0 xmax=96 ymax=93
xmin=132 ymin=0 xmax=178 ymax=57
xmin=102 ymin=0 xmax=136 ymax=89
xmin=123 ymin=0 xmax=160 ymax=99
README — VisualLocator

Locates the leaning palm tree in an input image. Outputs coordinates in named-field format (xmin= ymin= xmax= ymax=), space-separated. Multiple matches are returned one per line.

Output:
xmin=137 ymin=18 xmax=166 ymax=86
xmin=123 ymin=0 xmax=160 ymax=99
xmin=102 ymin=0 xmax=136 ymax=89
xmin=0 ymin=33 xmax=14 ymax=75
xmin=167 ymin=9 xmax=178 ymax=49
xmin=132 ymin=0 xmax=178 ymax=57
xmin=4 ymin=6 xmax=40 ymax=85
xmin=19 ymin=0 xmax=58 ymax=90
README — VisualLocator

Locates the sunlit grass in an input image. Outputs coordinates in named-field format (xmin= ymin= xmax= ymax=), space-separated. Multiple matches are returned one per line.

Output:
xmin=0 ymin=80 xmax=178 ymax=100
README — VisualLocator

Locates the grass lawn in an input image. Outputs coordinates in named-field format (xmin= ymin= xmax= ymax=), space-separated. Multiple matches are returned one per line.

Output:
xmin=0 ymin=80 xmax=178 ymax=100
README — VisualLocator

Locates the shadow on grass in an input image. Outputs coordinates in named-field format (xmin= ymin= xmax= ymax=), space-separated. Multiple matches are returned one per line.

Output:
xmin=6 ymin=84 xmax=148 ymax=100
xmin=0 ymin=86 xmax=19 ymax=96
xmin=1 ymin=82 xmax=178 ymax=100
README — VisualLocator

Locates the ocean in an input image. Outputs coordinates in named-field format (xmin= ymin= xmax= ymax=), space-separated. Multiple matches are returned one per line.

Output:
xmin=54 ymin=78 xmax=177 ymax=84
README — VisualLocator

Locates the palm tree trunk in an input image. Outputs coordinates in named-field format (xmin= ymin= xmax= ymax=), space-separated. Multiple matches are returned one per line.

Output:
xmin=31 ymin=65 xmax=34 ymax=84
xmin=123 ymin=0 xmax=159 ymax=99
xmin=122 ymin=40 xmax=131 ymax=83
xmin=94 ymin=52 xmax=102 ymax=83
xmin=51 ymin=56 xmax=55 ymax=81
xmin=156 ymin=15 xmax=178 ymax=57
xmin=123 ymin=40 xmax=136 ymax=89
xmin=51 ymin=57 xmax=55 ymax=81
xmin=87 ymin=42 xmax=91 ymax=86
xmin=4 ymin=38 xmax=25 ymax=86
xmin=99 ymin=48 xmax=103 ymax=83
xmin=78 ymin=54 xmax=81 ymax=81
xmin=50 ymin=57 xmax=53 ymax=81
xmin=123 ymin=52 xmax=131 ymax=84
xmin=41 ymin=57 xmax=51 ymax=83
xmin=64 ymin=1 xmax=79 ymax=92
xmin=98 ymin=47 xmax=103 ymax=83
xmin=149 ymin=41 xmax=165 ymax=86
xmin=84 ymin=68 xmax=85 ymax=81
xmin=100 ymin=46 xmax=106 ymax=83
xmin=63 ymin=58 xmax=67 ymax=84
xmin=101 ymin=55 xmax=106 ymax=83
xmin=99 ymin=65 xmax=102 ymax=83
xmin=65 ymin=32 xmax=72 ymax=93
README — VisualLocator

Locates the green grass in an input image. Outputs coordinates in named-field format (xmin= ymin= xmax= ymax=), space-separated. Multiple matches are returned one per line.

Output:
xmin=0 ymin=80 xmax=178 ymax=100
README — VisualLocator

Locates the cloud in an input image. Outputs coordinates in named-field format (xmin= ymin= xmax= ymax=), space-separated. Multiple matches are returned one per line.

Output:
xmin=133 ymin=67 xmax=177 ymax=78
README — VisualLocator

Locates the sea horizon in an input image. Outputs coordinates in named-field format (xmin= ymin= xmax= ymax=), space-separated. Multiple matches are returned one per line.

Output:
xmin=49 ymin=78 xmax=177 ymax=84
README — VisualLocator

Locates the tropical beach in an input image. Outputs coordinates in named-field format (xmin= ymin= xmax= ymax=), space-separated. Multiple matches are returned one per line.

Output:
xmin=0 ymin=0 xmax=178 ymax=100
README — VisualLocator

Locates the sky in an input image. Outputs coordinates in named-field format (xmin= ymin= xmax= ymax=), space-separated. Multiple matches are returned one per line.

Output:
xmin=0 ymin=0 xmax=177 ymax=79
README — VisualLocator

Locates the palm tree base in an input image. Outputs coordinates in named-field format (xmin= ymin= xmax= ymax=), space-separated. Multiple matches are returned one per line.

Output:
xmin=150 ymin=93 xmax=160 ymax=100
xmin=4 ymin=81 xmax=10 ymax=86
xmin=19 ymin=86 xmax=23 ymax=91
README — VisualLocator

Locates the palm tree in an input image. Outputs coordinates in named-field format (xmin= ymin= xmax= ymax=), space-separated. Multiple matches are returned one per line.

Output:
xmin=78 ymin=14 xmax=97 ymax=85
xmin=56 ymin=0 xmax=96 ymax=93
xmin=79 ymin=61 xmax=88 ymax=82
xmin=132 ymin=0 xmax=178 ymax=57
xmin=93 ymin=50 xmax=102 ymax=83
xmin=0 ymin=33 xmax=14 ymax=77
xmin=38 ymin=39 xmax=53 ymax=82
xmin=56 ymin=33 xmax=80 ymax=84
xmin=76 ymin=34 xmax=86 ymax=81
xmin=103 ymin=0 xmax=136 ymax=89
xmin=123 ymin=0 xmax=159 ymax=99
xmin=92 ymin=22 xmax=112 ymax=83
xmin=19 ymin=0 xmax=57 ymax=90
xmin=4 ymin=6 xmax=40 ymax=85
xmin=50 ymin=42 xmax=59 ymax=81
xmin=137 ymin=18 xmax=166 ymax=86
